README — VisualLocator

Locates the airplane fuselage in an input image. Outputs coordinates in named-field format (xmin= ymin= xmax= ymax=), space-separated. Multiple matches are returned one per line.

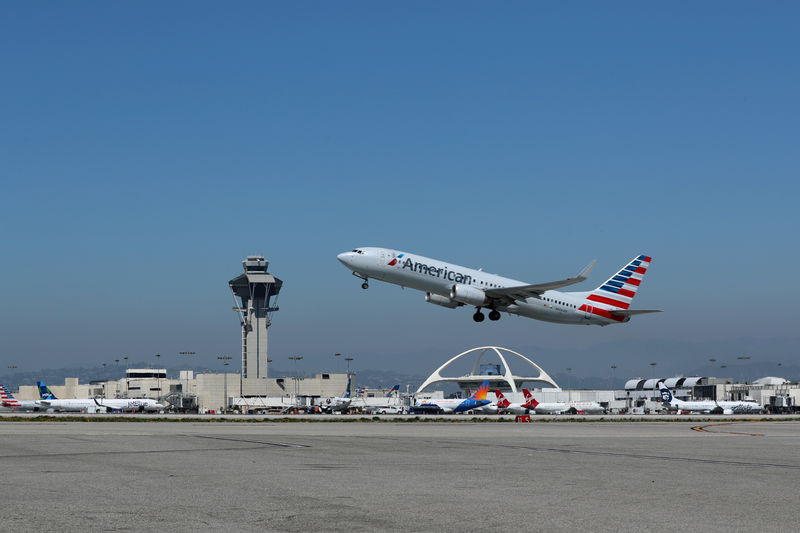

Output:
xmin=414 ymin=397 xmax=490 ymax=413
xmin=338 ymin=247 xmax=623 ymax=326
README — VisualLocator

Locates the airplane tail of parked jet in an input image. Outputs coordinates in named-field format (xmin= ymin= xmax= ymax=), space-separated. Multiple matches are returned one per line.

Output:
xmin=659 ymin=383 xmax=674 ymax=404
xmin=494 ymin=390 xmax=511 ymax=408
xmin=469 ymin=381 xmax=490 ymax=400
xmin=37 ymin=381 xmax=57 ymax=400
xmin=386 ymin=385 xmax=399 ymax=397
xmin=344 ymin=375 xmax=352 ymax=399
xmin=521 ymin=388 xmax=539 ymax=408
xmin=571 ymin=255 xmax=662 ymax=322
xmin=0 ymin=384 xmax=22 ymax=408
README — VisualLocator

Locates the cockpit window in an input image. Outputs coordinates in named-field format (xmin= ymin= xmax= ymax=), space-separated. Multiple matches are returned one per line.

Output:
xmin=352 ymin=249 xmax=365 ymax=254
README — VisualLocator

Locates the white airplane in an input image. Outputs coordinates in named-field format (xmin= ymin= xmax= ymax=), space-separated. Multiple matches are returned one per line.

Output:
xmin=337 ymin=248 xmax=660 ymax=324
xmin=34 ymin=381 xmax=164 ymax=413
xmin=494 ymin=390 xmax=530 ymax=415
xmin=414 ymin=381 xmax=491 ymax=414
xmin=33 ymin=397 xmax=164 ymax=413
xmin=658 ymin=383 xmax=762 ymax=414
xmin=520 ymin=389 xmax=568 ymax=414
xmin=321 ymin=375 xmax=354 ymax=413
xmin=521 ymin=388 xmax=604 ymax=414
xmin=0 ymin=384 xmax=42 ymax=412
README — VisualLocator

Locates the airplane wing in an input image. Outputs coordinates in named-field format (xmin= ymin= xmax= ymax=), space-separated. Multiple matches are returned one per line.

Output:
xmin=609 ymin=309 xmax=663 ymax=317
xmin=484 ymin=260 xmax=597 ymax=304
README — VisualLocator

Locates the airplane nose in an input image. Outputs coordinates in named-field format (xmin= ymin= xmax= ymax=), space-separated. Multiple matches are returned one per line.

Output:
xmin=337 ymin=252 xmax=352 ymax=265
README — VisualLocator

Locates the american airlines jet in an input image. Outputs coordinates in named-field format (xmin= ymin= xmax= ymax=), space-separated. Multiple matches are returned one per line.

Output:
xmin=337 ymin=248 xmax=660 ymax=324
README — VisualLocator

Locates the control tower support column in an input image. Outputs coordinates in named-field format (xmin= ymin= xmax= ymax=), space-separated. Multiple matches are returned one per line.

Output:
xmin=229 ymin=256 xmax=283 ymax=379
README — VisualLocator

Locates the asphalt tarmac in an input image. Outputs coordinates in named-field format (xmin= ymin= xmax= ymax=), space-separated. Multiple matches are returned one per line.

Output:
xmin=1 ymin=419 xmax=799 ymax=532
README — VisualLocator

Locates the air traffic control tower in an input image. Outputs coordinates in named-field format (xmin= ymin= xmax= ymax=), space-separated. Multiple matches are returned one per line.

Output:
xmin=229 ymin=256 xmax=283 ymax=379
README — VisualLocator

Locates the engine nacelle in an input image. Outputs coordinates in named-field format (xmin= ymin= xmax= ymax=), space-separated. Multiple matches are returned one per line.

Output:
xmin=425 ymin=292 xmax=462 ymax=309
xmin=449 ymin=284 xmax=487 ymax=307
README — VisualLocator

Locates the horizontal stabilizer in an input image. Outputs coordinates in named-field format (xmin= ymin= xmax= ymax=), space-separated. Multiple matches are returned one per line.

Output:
xmin=608 ymin=309 xmax=662 ymax=317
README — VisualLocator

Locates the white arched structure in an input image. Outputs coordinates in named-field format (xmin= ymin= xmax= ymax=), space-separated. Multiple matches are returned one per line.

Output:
xmin=416 ymin=346 xmax=560 ymax=394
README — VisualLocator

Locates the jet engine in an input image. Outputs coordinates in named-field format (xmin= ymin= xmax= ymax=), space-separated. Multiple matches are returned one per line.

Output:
xmin=449 ymin=284 xmax=487 ymax=307
xmin=425 ymin=292 xmax=462 ymax=309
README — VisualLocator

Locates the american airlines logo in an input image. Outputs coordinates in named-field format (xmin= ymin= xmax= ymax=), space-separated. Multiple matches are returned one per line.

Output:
xmin=397 ymin=257 xmax=473 ymax=284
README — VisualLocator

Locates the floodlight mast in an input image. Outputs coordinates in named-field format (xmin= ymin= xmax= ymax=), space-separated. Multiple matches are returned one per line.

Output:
xmin=229 ymin=255 xmax=283 ymax=379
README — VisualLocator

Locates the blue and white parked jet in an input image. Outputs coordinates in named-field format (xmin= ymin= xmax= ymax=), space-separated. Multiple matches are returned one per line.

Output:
xmin=658 ymin=383 xmax=762 ymax=414
xmin=338 ymin=248 xmax=660 ymax=325
xmin=413 ymin=381 xmax=491 ymax=414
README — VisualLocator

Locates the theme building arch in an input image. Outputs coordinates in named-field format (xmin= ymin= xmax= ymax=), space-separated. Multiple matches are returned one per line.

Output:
xmin=416 ymin=346 xmax=559 ymax=393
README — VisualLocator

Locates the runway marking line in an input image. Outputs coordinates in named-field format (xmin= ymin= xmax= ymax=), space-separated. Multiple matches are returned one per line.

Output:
xmin=691 ymin=422 xmax=764 ymax=437
xmin=191 ymin=435 xmax=311 ymax=448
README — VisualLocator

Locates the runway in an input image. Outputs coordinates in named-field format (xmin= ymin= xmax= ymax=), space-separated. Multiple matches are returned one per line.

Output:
xmin=1 ymin=420 xmax=799 ymax=531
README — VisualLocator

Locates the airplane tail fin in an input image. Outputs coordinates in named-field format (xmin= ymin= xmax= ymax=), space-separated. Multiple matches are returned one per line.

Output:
xmin=658 ymin=382 xmax=674 ymax=404
xmin=577 ymin=255 xmax=655 ymax=322
xmin=470 ymin=381 xmax=490 ymax=400
xmin=344 ymin=375 xmax=352 ymax=399
xmin=37 ymin=381 xmax=57 ymax=400
xmin=0 ymin=384 xmax=22 ymax=407
xmin=386 ymin=385 xmax=399 ymax=397
xmin=494 ymin=390 xmax=510 ymax=408
xmin=521 ymin=388 xmax=539 ymax=408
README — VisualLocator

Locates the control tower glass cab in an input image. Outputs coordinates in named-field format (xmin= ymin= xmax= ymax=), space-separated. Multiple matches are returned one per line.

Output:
xmin=229 ymin=255 xmax=283 ymax=379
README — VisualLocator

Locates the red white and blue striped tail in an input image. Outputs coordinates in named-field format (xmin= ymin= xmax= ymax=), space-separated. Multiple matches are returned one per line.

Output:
xmin=0 ymin=384 xmax=22 ymax=407
xmin=579 ymin=255 xmax=652 ymax=321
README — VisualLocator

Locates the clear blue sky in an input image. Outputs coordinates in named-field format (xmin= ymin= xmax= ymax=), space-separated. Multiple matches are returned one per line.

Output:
xmin=1 ymin=3 xmax=798 ymax=379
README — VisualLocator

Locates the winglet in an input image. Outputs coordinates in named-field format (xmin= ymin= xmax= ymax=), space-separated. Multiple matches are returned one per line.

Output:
xmin=575 ymin=259 xmax=597 ymax=282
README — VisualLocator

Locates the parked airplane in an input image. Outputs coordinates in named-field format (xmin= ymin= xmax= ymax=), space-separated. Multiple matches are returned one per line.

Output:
xmin=521 ymin=388 xmax=604 ymax=414
xmin=413 ymin=381 xmax=491 ymax=413
xmin=322 ymin=375 xmax=354 ymax=413
xmin=658 ymin=383 xmax=762 ymax=414
xmin=494 ymin=390 xmax=530 ymax=415
xmin=35 ymin=381 xmax=164 ymax=413
xmin=0 ymin=384 xmax=43 ymax=412
xmin=386 ymin=385 xmax=400 ymax=397
xmin=521 ymin=389 xmax=568 ymax=414
xmin=338 ymin=248 xmax=660 ymax=324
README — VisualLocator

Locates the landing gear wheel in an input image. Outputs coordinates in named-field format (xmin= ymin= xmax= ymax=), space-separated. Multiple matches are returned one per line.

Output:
xmin=473 ymin=310 xmax=485 ymax=322
xmin=488 ymin=310 xmax=501 ymax=321
xmin=361 ymin=282 xmax=369 ymax=289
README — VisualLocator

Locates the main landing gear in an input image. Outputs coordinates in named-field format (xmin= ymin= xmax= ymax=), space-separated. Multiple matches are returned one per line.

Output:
xmin=361 ymin=281 xmax=369 ymax=289
xmin=473 ymin=308 xmax=502 ymax=322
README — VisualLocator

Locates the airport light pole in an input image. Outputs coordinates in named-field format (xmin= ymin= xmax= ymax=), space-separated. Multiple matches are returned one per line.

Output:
xmin=217 ymin=355 xmax=233 ymax=412
xmin=649 ymin=362 xmax=657 ymax=378
xmin=737 ymin=355 xmax=751 ymax=383
xmin=344 ymin=357 xmax=354 ymax=375
xmin=179 ymin=352 xmax=196 ymax=406
xmin=123 ymin=356 xmax=129 ymax=397
xmin=610 ymin=365 xmax=617 ymax=389
xmin=289 ymin=356 xmax=303 ymax=406
xmin=335 ymin=353 xmax=342 ymax=372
